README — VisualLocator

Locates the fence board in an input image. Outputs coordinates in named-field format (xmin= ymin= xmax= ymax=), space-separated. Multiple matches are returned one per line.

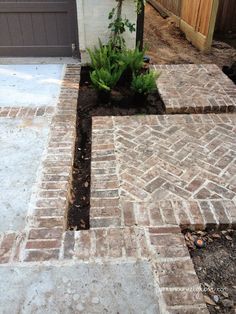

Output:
xmin=149 ymin=0 xmax=219 ymax=51
xmin=215 ymin=0 xmax=236 ymax=36
xmin=154 ymin=0 xmax=181 ymax=16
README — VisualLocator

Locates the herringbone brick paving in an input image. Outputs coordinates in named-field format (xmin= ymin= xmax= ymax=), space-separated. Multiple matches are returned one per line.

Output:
xmin=1 ymin=64 xmax=235 ymax=313
xmin=154 ymin=64 xmax=236 ymax=113
xmin=91 ymin=114 xmax=236 ymax=230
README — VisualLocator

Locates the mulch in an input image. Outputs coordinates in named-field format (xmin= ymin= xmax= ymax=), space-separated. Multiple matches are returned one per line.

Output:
xmin=185 ymin=229 xmax=236 ymax=314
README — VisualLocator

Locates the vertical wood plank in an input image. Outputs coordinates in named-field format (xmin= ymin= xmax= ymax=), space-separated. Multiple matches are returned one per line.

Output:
xmin=19 ymin=13 xmax=35 ymax=45
xmin=7 ymin=13 xmax=23 ymax=45
xmin=0 ymin=14 xmax=11 ymax=45
xmin=31 ymin=13 xmax=47 ymax=45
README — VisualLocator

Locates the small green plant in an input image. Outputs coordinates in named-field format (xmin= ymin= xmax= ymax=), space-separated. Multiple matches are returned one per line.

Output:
xmin=87 ymin=40 xmax=121 ymax=70
xmin=108 ymin=2 xmax=135 ymax=50
xmin=120 ymin=46 xmax=146 ymax=74
xmin=90 ymin=64 xmax=123 ymax=92
xmin=131 ymin=71 xmax=160 ymax=95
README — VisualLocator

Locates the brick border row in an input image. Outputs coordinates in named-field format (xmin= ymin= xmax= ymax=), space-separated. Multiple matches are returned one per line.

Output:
xmin=0 ymin=106 xmax=55 ymax=118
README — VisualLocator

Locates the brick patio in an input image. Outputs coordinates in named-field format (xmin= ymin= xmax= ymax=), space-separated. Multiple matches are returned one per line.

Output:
xmin=154 ymin=64 xmax=236 ymax=113
xmin=1 ymin=63 xmax=235 ymax=313
xmin=91 ymin=114 xmax=236 ymax=230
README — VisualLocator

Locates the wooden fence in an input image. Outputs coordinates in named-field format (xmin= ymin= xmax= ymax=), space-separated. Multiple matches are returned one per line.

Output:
xmin=152 ymin=0 xmax=181 ymax=16
xmin=148 ymin=0 xmax=219 ymax=51
xmin=215 ymin=0 xmax=236 ymax=36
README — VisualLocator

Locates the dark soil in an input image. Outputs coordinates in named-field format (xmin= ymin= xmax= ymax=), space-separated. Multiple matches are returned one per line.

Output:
xmin=67 ymin=67 xmax=165 ymax=230
xmin=185 ymin=230 xmax=236 ymax=314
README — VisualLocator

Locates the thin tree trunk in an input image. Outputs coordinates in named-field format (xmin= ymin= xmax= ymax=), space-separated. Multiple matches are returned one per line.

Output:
xmin=113 ymin=0 xmax=124 ymax=47
xmin=117 ymin=0 xmax=123 ymax=19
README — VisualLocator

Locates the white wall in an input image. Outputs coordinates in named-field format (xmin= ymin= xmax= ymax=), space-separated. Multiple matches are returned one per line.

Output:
xmin=76 ymin=0 xmax=137 ymax=63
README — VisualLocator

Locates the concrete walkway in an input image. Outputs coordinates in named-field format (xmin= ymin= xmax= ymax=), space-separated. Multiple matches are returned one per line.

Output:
xmin=0 ymin=65 xmax=64 ymax=107
xmin=0 ymin=117 xmax=50 ymax=231
xmin=0 ymin=261 xmax=159 ymax=314
xmin=0 ymin=64 xmax=64 ymax=232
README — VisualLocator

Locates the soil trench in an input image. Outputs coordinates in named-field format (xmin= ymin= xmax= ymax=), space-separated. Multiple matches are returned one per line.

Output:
xmin=67 ymin=68 xmax=164 ymax=230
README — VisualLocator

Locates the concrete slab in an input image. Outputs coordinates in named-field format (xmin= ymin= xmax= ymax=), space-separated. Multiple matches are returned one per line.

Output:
xmin=0 ymin=65 xmax=64 ymax=107
xmin=0 ymin=57 xmax=79 ymax=65
xmin=0 ymin=117 xmax=49 ymax=231
xmin=0 ymin=261 xmax=159 ymax=314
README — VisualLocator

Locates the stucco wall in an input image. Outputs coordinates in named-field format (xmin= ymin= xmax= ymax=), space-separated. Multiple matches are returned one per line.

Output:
xmin=76 ymin=0 xmax=137 ymax=63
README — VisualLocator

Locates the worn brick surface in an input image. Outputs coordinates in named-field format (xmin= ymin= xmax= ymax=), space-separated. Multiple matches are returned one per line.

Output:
xmin=91 ymin=114 xmax=236 ymax=230
xmin=22 ymin=65 xmax=80 ymax=262
xmin=0 ymin=106 xmax=55 ymax=118
xmin=154 ymin=64 xmax=236 ymax=114
xmin=3 ymin=64 xmax=235 ymax=313
xmin=0 ymin=232 xmax=26 ymax=264
xmin=71 ymin=226 xmax=208 ymax=313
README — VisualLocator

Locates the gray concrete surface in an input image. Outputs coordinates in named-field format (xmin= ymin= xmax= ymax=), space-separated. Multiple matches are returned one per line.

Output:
xmin=0 ymin=261 xmax=160 ymax=314
xmin=0 ymin=64 xmax=64 ymax=107
xmin=0 ymin=57 xmax=79 ymax=65
xmin=0 ymin=117 xmax=50 ymax=231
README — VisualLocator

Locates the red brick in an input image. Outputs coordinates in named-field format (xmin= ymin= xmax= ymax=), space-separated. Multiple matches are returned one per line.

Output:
xmin=75 ymin=231 xmax=91 ymax=260
xmin=162 ymin=289 xmax=205 ymax=306
xmin=123 ymin=202 xmax=136 ymax=226
xmin=36 ymin=217 xmax=64 ymax=228
xmin=149 ymin=226 xmax=181 ymax=234
xmin=24 ymin=249 xmax=59 ymax=261
xmin=123 ymin=228 xmax=139 ymax=257
xmin=26 ymin=240 xmax=61 ymax=249
xmin=28 ymin=228 xmax=63 ymax=240
xmin=188 ymin=201 xmax=205 ymax=230
xmin=95 ymin=229 xmax=108 ymax=258
xmin=0 ymin=233 xmax=15 ymax=263
xmin=108 ymin=228 xmax=123 ymax=258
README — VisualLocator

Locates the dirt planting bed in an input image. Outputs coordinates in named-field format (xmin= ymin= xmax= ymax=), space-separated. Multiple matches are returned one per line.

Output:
xmin=185 ymin=230 xmax=236 ymax=314
xmin=67 ymin=67 xmax=165 ymax=230
xmin=144 ymin=3 xmax=236 ymax=68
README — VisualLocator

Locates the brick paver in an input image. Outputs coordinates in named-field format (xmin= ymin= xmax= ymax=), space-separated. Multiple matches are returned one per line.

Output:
xmin=154 ymin=64 xmax=236 ymax=113
xmin=70 ymin=226 xmax=208 ymax=313
xmin=2 ymin=63 xmax=235 ymax=313
xmin=89 ymin=112 xmax=236 ymax=313
xmin=91 ymin=114 xmax=236 ymax=230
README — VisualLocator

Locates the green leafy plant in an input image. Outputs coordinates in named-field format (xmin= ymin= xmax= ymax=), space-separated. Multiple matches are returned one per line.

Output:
xmin=87 ymin=40 xmax=120 ymax=70
xmin=134 ymin=0 xmax=146 ymax=14
xmin=108 ymin=1 xmax=136 ymax=50
xmin=131 ymin=70 xmax=160 ymax=95
xmin=120 ymin=46 xmax=146 ymax=74
xmin=90 ymin=63 xmax=123 ymax=92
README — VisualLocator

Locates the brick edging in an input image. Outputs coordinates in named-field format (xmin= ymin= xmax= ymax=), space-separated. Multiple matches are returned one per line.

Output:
xmin=60 ymin=225 xmax=209 ymax=313
xmin=22 ymin=64 xmax=80 ymax=262
xmin=0 ymin=106 xmax=55 ymax=118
